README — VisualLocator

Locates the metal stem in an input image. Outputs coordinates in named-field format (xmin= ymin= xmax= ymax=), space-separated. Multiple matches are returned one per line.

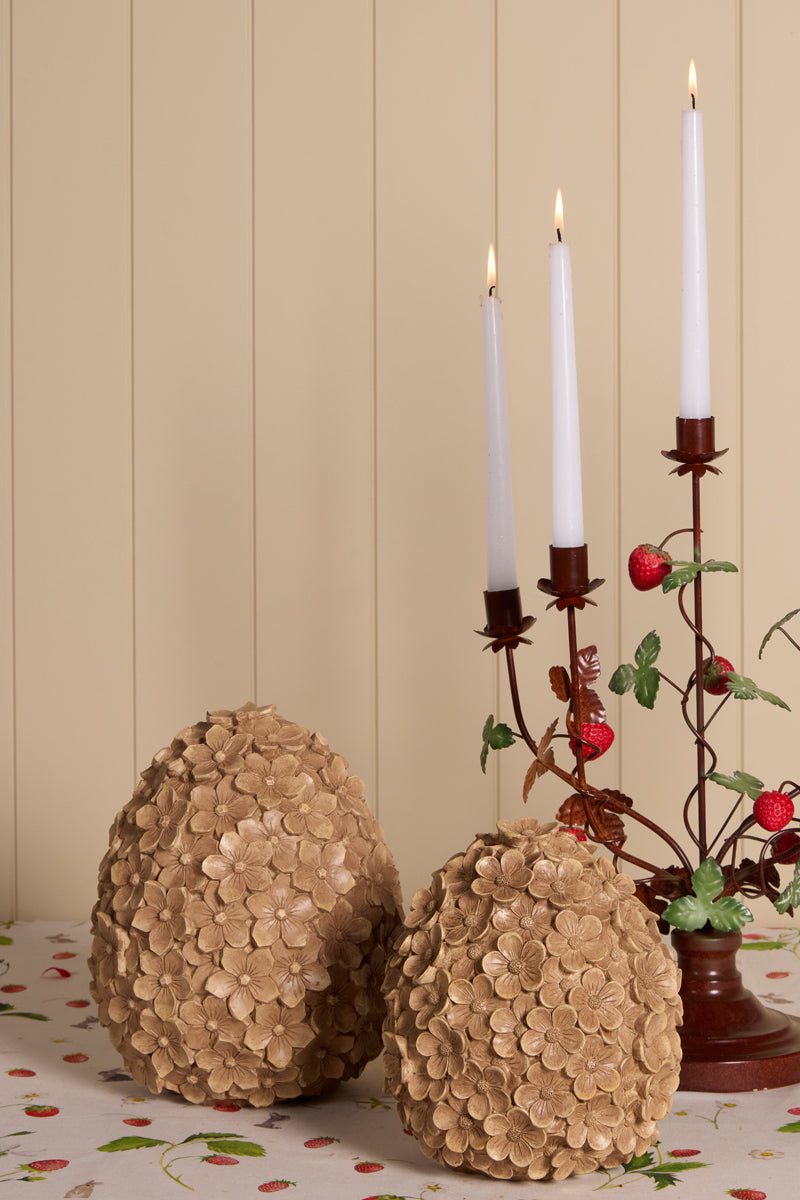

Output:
xmin=692 ymin=470 xmax=708 ymax=860
xmin=566 ymin=605 xmax=587 ymax=789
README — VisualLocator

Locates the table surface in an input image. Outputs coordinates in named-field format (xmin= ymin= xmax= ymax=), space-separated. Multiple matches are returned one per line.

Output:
xmin=2 ymin=919 xmax=800 ymax=1198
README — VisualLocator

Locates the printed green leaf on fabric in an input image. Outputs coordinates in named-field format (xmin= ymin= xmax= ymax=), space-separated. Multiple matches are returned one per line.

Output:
xmin=98 ymin=1136 xmax=170 ymax=1153
xmin=204 ymin=1140 xmax=265 ymax=1157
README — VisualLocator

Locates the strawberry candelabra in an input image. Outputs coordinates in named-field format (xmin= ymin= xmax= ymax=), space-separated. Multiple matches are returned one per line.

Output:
xmin=479 ymin=415 xmax=800 ymax=1090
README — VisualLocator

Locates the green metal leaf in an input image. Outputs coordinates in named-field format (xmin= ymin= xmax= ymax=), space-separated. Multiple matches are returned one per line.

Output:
xmin=633 ymin=666 xmax=660 ymax=710
xmin=660 ymin=894 xmax=709 ymax=931
xmin=635 ymin=630 xmax=661 ymax=669
xmin=609 ymin=663 xmax=636 ymax=696
xmin=759 ymin=608 xmax=800 ymax=658
xmin=662 ymin=559 xmax=737 ymax=594
xmin=610 ymin=634 xmax=661 ymax=710
xmin=690 ymin=857 xmax=725 ymax=907
xmin=662 ymin=858 xmax=752 ymax=931
xmin=706 ymin=770 xmax=764 ymax=801
xmin=480 ymin=715 xmax=515 ymax=774
xmin=724 ymin=673 xmax=790 ymax=710
xmin=775 ymin=857 xmax=800 ymax=915
xmin=706 ymin=895 xmax=753 ymax=932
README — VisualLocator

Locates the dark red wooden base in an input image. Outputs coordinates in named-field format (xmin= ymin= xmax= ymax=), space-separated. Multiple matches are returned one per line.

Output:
xmin=671 ymin=928 xmax=800 ymax=1092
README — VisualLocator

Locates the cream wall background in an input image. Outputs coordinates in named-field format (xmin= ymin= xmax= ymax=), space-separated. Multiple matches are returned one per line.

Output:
xmin=3 ymin=0 xmax=800 ymax=922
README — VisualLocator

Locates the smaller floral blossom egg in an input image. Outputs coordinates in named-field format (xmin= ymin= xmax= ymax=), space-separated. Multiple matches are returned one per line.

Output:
xmin=382 ymin=818 xmax=682 ymax=1182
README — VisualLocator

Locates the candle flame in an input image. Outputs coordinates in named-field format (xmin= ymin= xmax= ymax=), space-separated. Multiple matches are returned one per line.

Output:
xmin=554 ymin=189 xmax=565 ymax=239
xmin=487 ymin=243 xmax=497 ymax=292
xmin=688 ymin=59 xmax=697 ymax=104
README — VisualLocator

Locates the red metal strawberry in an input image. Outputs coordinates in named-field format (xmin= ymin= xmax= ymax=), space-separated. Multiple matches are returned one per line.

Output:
xmin=703 ymin=655 xmax=735 ymax=695
xmin=26 ymin=1160 xmax=69 ymax=1173
xmin=775 ymin=830 xmax=800 ymax=863
xmin=558 ymin=826 xmax=588 ymax=841
xmin=123 ymin=1117 xmax=152 ymax=1127
xmin=628 ymin=543 xmax=672 ymax=590
xmin=669 ymin=1148 xmax=701 ymax=1157
xmin=753 ymin=790 xmax=795 ymax=832
xmin=258 ymin=1184 xmax=296 ymax=1193
xmin=24 ymin=1105 xmax=59 ymax=1117
xmin=354 ymin=1162 xmax=384 ymax=1173
xmin=727 ymin=1190 xmax=767 ymax=1200
xmin=569 ymin=722 xmax=615 ymax=760
xmin=303 ymin=1137 xmax=339 ymax=1149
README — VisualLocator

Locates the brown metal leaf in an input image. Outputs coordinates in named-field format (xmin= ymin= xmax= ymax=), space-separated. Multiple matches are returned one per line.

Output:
xmin=603 ymin=789 xmax=635 ymax=811
xmin=555 ymin=793 xmax=589 ymax=827
xmin=549 ymin=665 xmax=570 ymax=703
xmin=580 ymin=688 xmax=606 ymax=725
xmin=723 ymin=857 xmax=781 ymax=901
xmin=573 ymin=647 xmax=605 ymax=724
xmin=522 ymin=759 xmax=539 ymax=802
xmin=592 ymin=809 xmax=626 ymax=843
xmin=577 ymin=645 xmax=601 ymax=686
xmin=522 ymin=721 xmax=558 ymax=801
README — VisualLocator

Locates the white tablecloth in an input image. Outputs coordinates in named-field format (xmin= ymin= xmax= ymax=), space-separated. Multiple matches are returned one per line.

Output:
xmin=2 ymin=919 xmax=800 ymax=1198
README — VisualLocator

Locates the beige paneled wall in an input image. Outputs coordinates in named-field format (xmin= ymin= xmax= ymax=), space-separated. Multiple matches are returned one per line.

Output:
xmin=3 ymin=0 xmax=799 ymax=920
xmin=11 ymin=0 xmax=134 ymax=917
xmin=1 ymin=0 xmax=12 ymax=920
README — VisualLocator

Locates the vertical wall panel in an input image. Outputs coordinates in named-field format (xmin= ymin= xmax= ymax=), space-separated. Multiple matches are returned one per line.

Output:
xmin=496 ymin=0 xmax=620 ymax=826
xmin=132 ymin=1 xmax=254 ymax=762
xmin=0 ymin=0 xmax=12 ymax=917
xmin=375 ymin=0 xmax=495 ymax=899
xmin=253 ymin=2 xmax=376 ymax=793
xmin=742 ymin=4 xmax=800 ymax=803
xmin=12 ymin=0 xmax=133 ymax=918
xmin=618 ymin=2 xmax=741 ymax=870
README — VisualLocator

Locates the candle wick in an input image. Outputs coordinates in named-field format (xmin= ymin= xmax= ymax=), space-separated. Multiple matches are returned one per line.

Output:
xmin=556 ymin=228 xmax=562 ymax=243
xmin=489 ymin=284 xmax=496 ymax=297
xmin=691 ymin=93 xmax=696 ymax=110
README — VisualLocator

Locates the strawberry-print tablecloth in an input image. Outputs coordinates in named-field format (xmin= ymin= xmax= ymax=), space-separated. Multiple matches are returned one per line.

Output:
xmin=2 ymin=920 xmax=800 ymax=1198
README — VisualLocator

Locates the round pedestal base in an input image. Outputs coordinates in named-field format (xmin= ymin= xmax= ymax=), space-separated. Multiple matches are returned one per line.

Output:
xmin=672 ymin=928 xmax=800 ymax=1092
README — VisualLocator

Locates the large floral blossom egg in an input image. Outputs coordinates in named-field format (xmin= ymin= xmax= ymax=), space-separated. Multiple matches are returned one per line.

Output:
xmin=382 ymin=819 xmax=682 ymax=1182
xmin=90 ymin=703 xmax=404 ymax=1106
